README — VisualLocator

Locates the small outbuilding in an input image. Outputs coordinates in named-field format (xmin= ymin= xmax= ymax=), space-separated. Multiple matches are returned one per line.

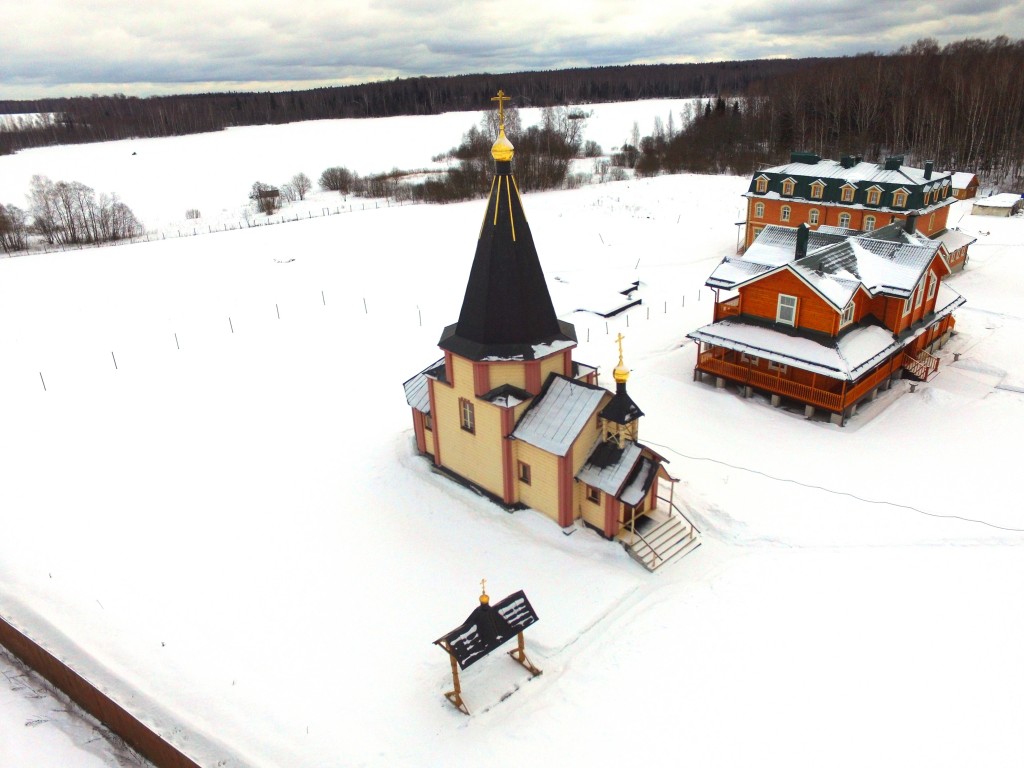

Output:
xmin=951 ymin=172 xmax=980 ymax=200
xmin=971 ymin=193 xmax=1023 ymax=217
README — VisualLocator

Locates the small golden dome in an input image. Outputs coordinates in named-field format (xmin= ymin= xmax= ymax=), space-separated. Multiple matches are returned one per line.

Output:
xmin=491 ymin=127 xmax=515 ymax=161
xmin=613 ymin=363 xmax=630 ymax=384
xmin=480 ymin=592 xmax=490 ymax=605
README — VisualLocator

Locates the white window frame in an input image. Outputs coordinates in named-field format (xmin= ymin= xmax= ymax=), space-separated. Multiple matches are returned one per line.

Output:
xmin=781 ymin=179 xmax=795 ymax=196
xmin=867 ymin=187 xmax=881 ymax=205
xmin=893 ymin=190 xmax=908 ymax=208
xmin=754 ymin=202 xmax=765 ymax=218
xmin=841 ymin=185 xmax=855 ymax=202
xmin=903 ymin=297 xmax=912 ymax=316
xmin=838 ymin=213 xmax=851 ymax=228
xmin=768 ymin=360 xmax=788 ymax=374
xmin=810 ymin=182 xmax=824 ymax=199
xmin=460 ymin=397 xmax=475 ymax=433
xmin=755 ymin=176 xmax=769 ymax=193
xmin=808 ymin=208 xmax=820 ymax=225
xmin=914 ymin=281 xmax=924 ymax=309
xmin=864 ymin=215 xmax=876 ymax=231
xmin=927 ymin=272 xmax=937 ymax=300
xmin=840 ymin=302 xmax=855 ymax=327
xmin=780 ymin=205 xmax=791 ymax=222
xmin=741 ymin=353 xmax=760 ymax=365
xmin=777 ymin=294 xmax=798 ymax=326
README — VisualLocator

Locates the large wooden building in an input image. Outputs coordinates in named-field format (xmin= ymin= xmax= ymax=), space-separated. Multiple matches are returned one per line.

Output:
xmin=690 ymin=220 xmax=966 ymax=425
xmin=743 ymin=152 xmax=956 ymax=250
xmin=403 ymin=95 xmax=697 ymax=569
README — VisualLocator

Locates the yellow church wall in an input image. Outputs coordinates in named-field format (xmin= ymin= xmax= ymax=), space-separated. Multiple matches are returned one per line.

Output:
xmin=539 ymin=351 xmax=569 ymax=383
xmin=481 ymin=359 xmax=527 ymax=391
xmin=514 ymin=442 xmax=561 ymax=523
xmin=432 ymin=373 xmax=506 ymax=500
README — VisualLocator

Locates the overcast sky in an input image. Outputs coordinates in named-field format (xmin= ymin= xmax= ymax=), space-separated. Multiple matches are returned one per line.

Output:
xmin=2 ymin=0 xmax=1022 ymax=101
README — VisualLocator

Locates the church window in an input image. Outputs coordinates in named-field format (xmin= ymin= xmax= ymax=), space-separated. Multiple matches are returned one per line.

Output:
xmin=586 ymin=485 xmax=601 ymax=504
xmin=424 ymin=413 xmax=432 ymax=431
xmin=518 ymin=461 xmax=531 ymax=485
xmin=459 ymin=398 xmax=475 ymax=433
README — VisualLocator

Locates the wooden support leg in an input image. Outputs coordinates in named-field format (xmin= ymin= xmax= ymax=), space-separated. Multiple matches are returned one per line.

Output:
xmin=507 ymin=632 xmax=542 ymax=677
xmin=444 ymin=650 xmax=470 ymax=715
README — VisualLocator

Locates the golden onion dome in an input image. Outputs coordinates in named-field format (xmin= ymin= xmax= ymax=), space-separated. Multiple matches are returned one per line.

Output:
xmin=491 ymin=127 xmax=515 ymax=161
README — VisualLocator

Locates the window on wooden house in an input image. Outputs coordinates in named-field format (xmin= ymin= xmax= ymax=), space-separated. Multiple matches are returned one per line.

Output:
xmin=780 ymin=205 xmax=791 ymax=222
xmin=923 ymin=190 xmax=931 ymax=205
xmin=459 ymin=398 xmax=475 ymax=433
xmin=810 ymin=182 xmax=824 ymax=199
xmin=518 ymin=461 xmax=531 ymax=485
xmin=809 ymin=208 xmax=820 ymax=225
xmin=864 ymin=215 xmax=876 ymax=231
xmin=927 ymin=272 xmax=937 ymax=300
xmin=781 ymin=179 xmax=795 ymax=196
xmin=866 ymin=188 xmax=881 ymax=205
xmin=914 ymin=281 xmax=924 ymax=309
xmin=892 ymin=190 xmax=908 ymax=208
xmin=903 ymin=297 xmax=912 ymax=316
xmin=777 ymin=294 xmax=798 ymax=326
xmin=841 ymin=185 xmax=855 ymax=202
xmin=754 ymin=202 xmax=765 ymax=218
xmin=755 ymin=176 xmax=769 ymax=193
xmin=768 ymin=360 xmax=788 ymax=374
xmin=586 ymin=485 xmax=601 ymax=504
xmin=840 ymin=302 xmax=855 ymax=327
xmin=423 ymin=412 xmax=433 ymax=431
xmin=741 ymin=353 xmax=760 ymax=365
xmin=839 ymin=213 xmax=852 ymax=228
xmin=929 ymin=213 xmax=935 ymax=230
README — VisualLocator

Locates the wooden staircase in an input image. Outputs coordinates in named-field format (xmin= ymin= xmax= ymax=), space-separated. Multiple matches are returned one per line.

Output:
xmin=902 ymin=349 xmax=939 ymax=381
xmin=619 ymin=502 xmax=701 ymax=572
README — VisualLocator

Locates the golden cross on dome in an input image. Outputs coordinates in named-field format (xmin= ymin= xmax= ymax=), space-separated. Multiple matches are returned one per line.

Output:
xmin=491 ymin=90 xmax=510 ymax=130
xmin=615 ymin=333 xmax=625 ymax=366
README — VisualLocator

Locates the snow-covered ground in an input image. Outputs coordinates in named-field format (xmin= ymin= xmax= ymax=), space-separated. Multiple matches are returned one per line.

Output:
xmin=0 ymin=105 xmax=1022 ymax=767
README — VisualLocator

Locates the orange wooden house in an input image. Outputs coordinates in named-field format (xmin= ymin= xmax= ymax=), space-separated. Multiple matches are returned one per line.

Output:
xmin=743 ymin=152 xmax=956 ymax=250
xmin=403 ymin=93 xmax=698 ymax=570
xmin=689 ymin=220 xmax=966 ymax=425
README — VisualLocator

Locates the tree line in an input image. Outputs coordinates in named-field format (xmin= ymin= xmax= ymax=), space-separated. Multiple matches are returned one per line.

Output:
xmin=631 ymin=37 xmax=1024 ymax=182
xmin=0 ymin=59 xmax=810 ymax=156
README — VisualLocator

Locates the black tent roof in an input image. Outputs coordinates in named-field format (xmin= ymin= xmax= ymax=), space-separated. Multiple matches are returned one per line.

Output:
xmin=599 ymin=383 xmax=644 ymax=425
xmin=439 ymin=159 xmax=576 ymax=361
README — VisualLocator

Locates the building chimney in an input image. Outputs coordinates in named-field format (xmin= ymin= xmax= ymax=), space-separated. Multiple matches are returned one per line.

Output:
xmin=884 ymin=155 xmax=904 ymax=171
xmin=924 ymin=160 xmax=934 ymax=180
xmin=795 ymin=223 xmax=810 ymax=259
xmin=905 ymin=213 xmax=918 ymax=234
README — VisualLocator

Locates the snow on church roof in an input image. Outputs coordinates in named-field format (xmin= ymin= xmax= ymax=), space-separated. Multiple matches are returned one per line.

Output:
xmin=577 ymin=441 xmax=642 ymax=496
xmin=512 ymin=374 xmax=607 ymax=456
xmin=402 ymin=358 xmax=443 ymax=413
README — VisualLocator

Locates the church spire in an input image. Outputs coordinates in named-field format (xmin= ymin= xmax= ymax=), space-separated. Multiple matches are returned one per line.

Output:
xmin=600 ymin=335 xmax=643 ymax=446
xmin=438 ymin=90 xmax=575 ymax=362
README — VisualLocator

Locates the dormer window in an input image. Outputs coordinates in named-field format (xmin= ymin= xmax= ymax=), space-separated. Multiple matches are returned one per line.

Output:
xmin=840 ymin=302 xmax=855 ymax=327
xmin=781 ymin=178 xmax=796 ymax=196
xmin=892 ymin=189 xmax=909 ymax=208
xmin=755 ymin=175 xmax=769 ymax=193
xmin=866 ymin=186 xmax=882 ymax=205
xmin=840 ymin=184 xmax=856 ymax=202
xmin=810 ymin=181 xmax=825 ymax=199
xmin=777 ymin=294 xmax=798 ymax=326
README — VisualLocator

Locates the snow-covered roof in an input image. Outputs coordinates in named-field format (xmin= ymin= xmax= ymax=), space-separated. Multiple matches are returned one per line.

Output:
xmin=402 ymin=358 xmax=443 ymax=413
xmin=577 ymin=441 xmax=642 ymax=496
xmin=951 ymin=172 xmax=978 ymax=188
xmin=620 ymin=458 xmax=656 ymax=507
xmin=973 ymin=193 xmax=1023 ymax=209
xmin=760 ymin=158 xmax=951 ymax=187
xmin=512 ymin=374 xmax=607 ymax=456
xmin=937 ymin=229 xmax=977 ymax=251
xmin=688 ymin=319 xmax=903 ymax=381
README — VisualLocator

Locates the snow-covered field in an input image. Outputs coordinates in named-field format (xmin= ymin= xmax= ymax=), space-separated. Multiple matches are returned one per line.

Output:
xmin=0 ymin=104 xmax=1022 ymax=767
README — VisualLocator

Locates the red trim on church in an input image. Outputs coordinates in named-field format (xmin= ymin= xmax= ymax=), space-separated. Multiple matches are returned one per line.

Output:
xmin=603 ymin=493 xmax=619 ymax=539
xmin=501 ymin=408 xmax=515 ymax=504
xmin=474 ymin=363 xmax=490 ymax=397
xmin=427 ymin=380 xmax=442 ymax=466
xmin=558 ymin=447 xmax=574 ymax=527
xmin=525 ymin=361 xmax=541 ymax=394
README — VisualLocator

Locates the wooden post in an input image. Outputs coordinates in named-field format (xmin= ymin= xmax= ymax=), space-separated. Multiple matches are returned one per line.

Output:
xmin=442 ymin=643 xmax=469 ymax=715
xmin=507 ymin=632 xmax=542 ymax=677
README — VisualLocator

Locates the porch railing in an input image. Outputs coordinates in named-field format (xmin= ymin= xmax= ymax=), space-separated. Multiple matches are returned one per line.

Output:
xmin=714 ymin=298 xmax=741 ymax=322
xmin=903 ymin=349 xmax=939 ymax=380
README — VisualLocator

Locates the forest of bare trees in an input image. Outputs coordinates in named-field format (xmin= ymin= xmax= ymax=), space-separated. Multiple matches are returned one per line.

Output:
xmin=0 ymin=59 xmax=809 ymax=156
xmin=633 ymin=38 xmax=1024 ymax=183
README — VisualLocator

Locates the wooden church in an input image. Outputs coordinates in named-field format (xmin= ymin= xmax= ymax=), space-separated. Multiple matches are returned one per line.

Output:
xmin=404 ymin=93 xmax=699 ymax=569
